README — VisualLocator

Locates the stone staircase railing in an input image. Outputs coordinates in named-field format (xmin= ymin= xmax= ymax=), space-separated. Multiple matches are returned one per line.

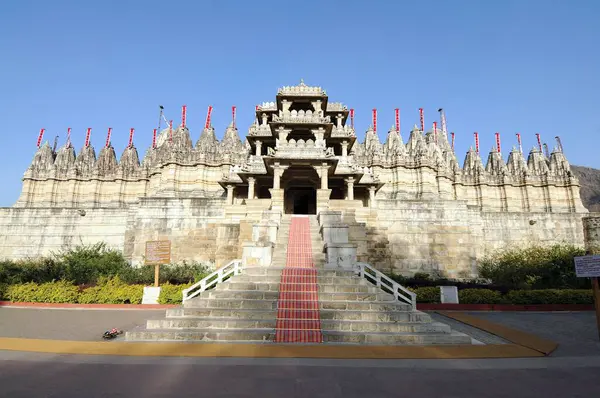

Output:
xmin=182 ymin=259 xmax=242 ymax=302
xmin=355 ymin=262 xmax=417 ymax=310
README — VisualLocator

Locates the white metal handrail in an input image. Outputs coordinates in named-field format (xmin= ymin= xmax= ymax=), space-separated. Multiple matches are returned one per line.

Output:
xmin=355 ymin=262 xmax=417 ymax=310
xmin=182 ymin=259 xmax=242 ymax=302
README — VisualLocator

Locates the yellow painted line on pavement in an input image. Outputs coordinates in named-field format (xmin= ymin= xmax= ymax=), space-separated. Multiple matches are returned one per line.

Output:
xmin=437 ymin=311 xmax=558 ymax=356
xmin=0 ymin=337 xmax=543 ymax=359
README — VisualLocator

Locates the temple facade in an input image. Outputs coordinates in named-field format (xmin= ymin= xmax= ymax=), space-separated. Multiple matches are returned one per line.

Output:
xmin=0 ymin=81 xmax=589 ymax=277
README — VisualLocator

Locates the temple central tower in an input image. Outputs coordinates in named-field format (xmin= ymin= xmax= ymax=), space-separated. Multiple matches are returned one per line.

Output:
xmin=220 ymin=80 xmax=381 ymax=214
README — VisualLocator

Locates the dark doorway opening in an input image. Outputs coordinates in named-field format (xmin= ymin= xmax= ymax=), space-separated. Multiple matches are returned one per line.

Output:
xmin=285 ymin=187 xmax=317 ymax=215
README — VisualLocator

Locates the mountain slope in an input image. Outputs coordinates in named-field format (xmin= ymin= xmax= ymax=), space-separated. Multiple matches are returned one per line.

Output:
xmin=571 ymin=165 xmax=600 ymax=212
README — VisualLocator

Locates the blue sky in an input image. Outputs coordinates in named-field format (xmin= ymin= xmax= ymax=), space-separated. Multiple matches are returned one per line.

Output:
xmin=0 ymin=0 xmax=598 ymax=207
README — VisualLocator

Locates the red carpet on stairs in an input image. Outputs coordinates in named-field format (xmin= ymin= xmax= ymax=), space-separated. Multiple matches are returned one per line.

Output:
xmin=274 ymin=217 xmax=323 ymax=343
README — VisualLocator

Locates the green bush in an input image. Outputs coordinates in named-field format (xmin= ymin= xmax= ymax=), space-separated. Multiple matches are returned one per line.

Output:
xmin=0 ymin=258 xmax=64 ymax=285
xmin=507 ymin=289 xmax=593 ymax=305
xmin=158 ymin=282 xmax=193 ymax=304
xmin=478 ymin=244 xmax=588 ymax=290
xmin=6 ymin=280 xmax=79 ymax=303
xmin=119 ymin=262 xmax=211 ymax=285
xmin=410 ymin=287 xmax=440 ymax=303
xmin=78 ymin=276 xmax=143 ymax=304
xmin=459 ymin=289 xmax=506 ymax=304
xmin=57 ymin=243 xmax=130 ymax=285
xmin=0 ymin=283 xmax=7 ymax=300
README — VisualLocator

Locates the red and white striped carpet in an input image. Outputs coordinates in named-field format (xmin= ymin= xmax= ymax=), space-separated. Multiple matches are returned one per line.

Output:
xmin=274 ymin=217 xmax=323 ymax=343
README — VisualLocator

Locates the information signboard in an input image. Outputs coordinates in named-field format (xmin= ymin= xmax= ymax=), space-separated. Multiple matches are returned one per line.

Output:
xmin=574 ymin=255 xmax=600 ymax=278
xmin=145 ymin=240 xmax=171 ymax=266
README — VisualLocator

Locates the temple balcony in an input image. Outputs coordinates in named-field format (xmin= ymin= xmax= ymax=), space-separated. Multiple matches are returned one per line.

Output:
xmin=272 ymin=110 xmax=331 ymax=124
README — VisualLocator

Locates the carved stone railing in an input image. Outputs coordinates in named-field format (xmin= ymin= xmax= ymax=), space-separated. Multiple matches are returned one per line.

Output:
xmin=277 ymin=84 xmax=326 ymax=96
xmin=247 ymin=124 xmax=273 ymax=137
xmin=330 ymin=126 xmax=355 ymax=137
xmin=258 ymin=101 xmax=277 ymax=111
xmin=326 ymin=102 xmax=347 ymax=112
xmin=273 ymin=141 xmax=334 ymax=158
xmin=272 ymin=111 xmax=331 ymax=124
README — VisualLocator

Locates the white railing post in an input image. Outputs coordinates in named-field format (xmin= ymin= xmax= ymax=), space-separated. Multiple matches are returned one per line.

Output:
xmin=182 ymin=259 xmax=242 ymax=302
xmin=354 ymin=262 xmax=416 ymax=310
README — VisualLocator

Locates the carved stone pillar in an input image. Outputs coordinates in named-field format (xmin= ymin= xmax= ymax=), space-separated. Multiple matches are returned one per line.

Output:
xmin=226 ymin=185 xmax=234 ymax=205
xmin=341 ymin=141 xmax=349 ymax=158
xmin=281 ymin=99 xmax=291 ymax=113
xmin=368 ymin=186 xmax=377 ymax=208
xmin=276 ymin=127 xmax=290 ymax=147
xmin=255 ymin=141 xmax=262 ymax=157
xmin=261 ymin=113 xmax=268 ymax=126
xmin=271 ymin=163 xmax=288 ymax=190
xmin=336 ymin=114 xmax=343 ymax=128
xmin=247 ymin=177 xmax=256 ymax=200
xmin=345 ymin=177 xmax=355 ymax=200
xmin=313 ymin=164 xmax=330 ymax=190
xmin=311 ymin=127 xmax=326 ymax=148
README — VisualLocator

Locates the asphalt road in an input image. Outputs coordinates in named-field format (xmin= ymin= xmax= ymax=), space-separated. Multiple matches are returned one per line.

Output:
xmin=1 ymin=352 xmax=599 ymax=398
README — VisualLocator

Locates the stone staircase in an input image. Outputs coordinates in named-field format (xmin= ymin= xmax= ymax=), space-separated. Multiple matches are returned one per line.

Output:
xmin=126 ymin=214 xmax=471 ymax=345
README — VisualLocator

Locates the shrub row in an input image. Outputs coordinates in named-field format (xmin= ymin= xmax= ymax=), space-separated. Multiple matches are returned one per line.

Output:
xmin=409 ymin=287 xmax=594 ymax=305
xmin=0 ymin=277 xmax=194 ymax=305
xmin=0 ymin=280 xmax=593 ymax=305
xmin=3 ymin=277 xmax=144 ymax=304
xmin=0 ymin=243 xmax=212 ymax=286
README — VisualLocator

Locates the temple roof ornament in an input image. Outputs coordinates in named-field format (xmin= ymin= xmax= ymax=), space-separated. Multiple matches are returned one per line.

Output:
xmin=527 ymin=147 xmax=550 ymax=176
xmin=485 ymin=146 xmax=507 ymax=176
xmin=75 ymin=145 xmax=96 ymax=176
xmin=119 ymin=146 xmax=140 ymax=176
xmin=462 ymin=148 xmax=485 ymax=176
xmin=96 ymin=145 xmax=118 ymax=176
xmin=196 ymin=126 xmax=219 ymax=153
xmin=54 ymin=144 xmax=76 ymax=175
xmin=506 ymin=147 xmax=528 ymax=176
xmin=277 ymin=80 xmax=326 ymax=96
xmin=28 ymin=142 xmax=56 ymax=175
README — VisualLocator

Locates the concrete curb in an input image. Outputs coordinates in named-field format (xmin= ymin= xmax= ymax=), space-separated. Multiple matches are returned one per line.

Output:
xmin=0 ymin=301 xmax=177 ymax=310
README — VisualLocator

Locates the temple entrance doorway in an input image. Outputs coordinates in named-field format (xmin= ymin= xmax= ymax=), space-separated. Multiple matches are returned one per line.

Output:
xmin=282 ymin=166 xmax=319 ymax=215
xmin=285 ymin=187 xmax=317 ymax=215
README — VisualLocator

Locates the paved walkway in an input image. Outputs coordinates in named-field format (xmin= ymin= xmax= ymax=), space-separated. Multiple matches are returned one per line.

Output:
xmin=1 ymin=307 xmax=599 ymax=397
xmin=0 ymin=307 xmax=166 ymax=341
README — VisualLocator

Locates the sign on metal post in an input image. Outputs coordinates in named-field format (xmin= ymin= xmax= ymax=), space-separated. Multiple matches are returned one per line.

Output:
xmin=145 ymin=241 xmax=171 ymax=287
xmin=574 ymin=255 xmax=600 ymax=278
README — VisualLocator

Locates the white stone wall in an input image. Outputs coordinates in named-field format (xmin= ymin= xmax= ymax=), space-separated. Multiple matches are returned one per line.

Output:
xmin=0 ymin=207 xmax=128 ymax=259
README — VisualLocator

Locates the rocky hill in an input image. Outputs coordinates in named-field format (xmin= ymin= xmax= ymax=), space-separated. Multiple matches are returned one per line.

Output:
xmin=572 ymin=165 xmax=600 ymax=212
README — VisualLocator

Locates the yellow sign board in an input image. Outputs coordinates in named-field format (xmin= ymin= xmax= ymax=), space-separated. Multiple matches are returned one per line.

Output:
xmin=145 ymin=240 xmax=171 ymax=265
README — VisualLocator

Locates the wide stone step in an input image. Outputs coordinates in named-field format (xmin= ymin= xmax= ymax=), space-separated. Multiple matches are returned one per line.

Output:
xmin=322 ymin=331 xmax=473 ymax=345
xmin=233 ymin=275 xmax=362 ymax=284
xmin=319 ymin=310 xmax=430 ymax=322
xmin=126 ymin=328 xmax=274 ymax=342
xmin=167 ymin=308 xmax=277 ymax=319
xmin=184 ymin=298 xmax=278 ymax=310
xmin=242 ymin=267 xmax=354 ymax=277
xmin=200 ymin=290 xmax=393 ymax=301
xmin=216 ymin=282 xmax=383 ymax=294
xmin=147 ymin=318 xmax=277 ymax=330
xmin=320 ymin=320 xmax=452 ymax=334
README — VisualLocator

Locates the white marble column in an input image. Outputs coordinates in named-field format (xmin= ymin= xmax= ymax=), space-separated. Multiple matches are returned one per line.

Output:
xmin=368 ymin=186 xmax=377 ymax=207
xmin=313 ymin=164 xmax=330 ymax=189
xmin=226 ymin=185 xmax=234 ymax=205
xmin=247 ymin=177 xmax=256 ymax=200
xmin=255 ymin=141 xmax=262 ymax=157
xmin=341 ymin=141 xmax=349 ymax=158
xmin=345 ymin=177 xmax=355 ymax=200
